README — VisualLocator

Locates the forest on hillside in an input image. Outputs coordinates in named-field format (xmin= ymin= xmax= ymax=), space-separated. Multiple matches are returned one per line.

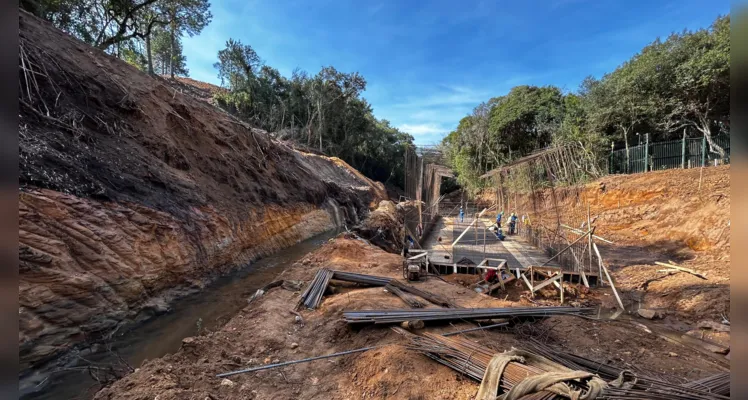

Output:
xmin=19 ymin=0 xmax=730 ymax=192
xmin=442 ymin=15 xmax=729 ymax=191
xmin=20 ymin=0 xmax=415 ymax=187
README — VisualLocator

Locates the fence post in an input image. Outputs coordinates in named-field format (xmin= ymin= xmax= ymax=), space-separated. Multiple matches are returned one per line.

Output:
xmin=701 ymin=136 xmax=707 ymax=167
xmin=681 ymin=130 xmax=686 ymax=169
xmin=644 ymin=133 xmax=649 ymax=172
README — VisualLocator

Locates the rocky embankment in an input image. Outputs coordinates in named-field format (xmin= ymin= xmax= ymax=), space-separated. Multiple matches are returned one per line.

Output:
xmin=18 ymin=11 xmax=385 ymax=378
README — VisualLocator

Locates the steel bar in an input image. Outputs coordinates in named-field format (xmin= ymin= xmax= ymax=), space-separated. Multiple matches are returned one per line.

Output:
xmin=389 ymin=280 xmax=458 ymax=308
xmin=216 ymin=346 xmax=379 ymax=377
xmin=296 ymin=268 xmax=334 ymax=310
xmin=442 ymin=322 xmax=508 ymax=336
xmin=384 ymin=283 xmax=426 ymax=308
xmin=683 ymin=373 xmax=730 ymax=396
xmin=344 ymin=306 xmax=591 ymax=325
xmin=331 ymin=270 xmax=392 ymax=286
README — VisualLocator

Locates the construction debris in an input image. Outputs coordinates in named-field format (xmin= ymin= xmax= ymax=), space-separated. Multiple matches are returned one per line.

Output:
xmin=344 ymin=306 xmax=591 ymax=325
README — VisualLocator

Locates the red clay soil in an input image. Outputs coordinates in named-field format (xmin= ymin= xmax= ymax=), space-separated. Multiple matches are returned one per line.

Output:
xmin=94 ymin=235 xmax=726 ymax=400
xmin=483 ymin=166 xmax=730 ymax=324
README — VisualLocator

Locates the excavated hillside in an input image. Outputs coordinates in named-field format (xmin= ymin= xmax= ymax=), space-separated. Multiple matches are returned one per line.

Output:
xmin=18 ymin=10 xmax=386 ymax=379
xmin=483 ymin=166 xmax=730 ymax=322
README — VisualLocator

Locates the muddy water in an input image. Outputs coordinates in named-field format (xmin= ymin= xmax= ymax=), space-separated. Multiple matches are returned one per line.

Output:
xmin=22 ymin=230 xmax=339 ymax=400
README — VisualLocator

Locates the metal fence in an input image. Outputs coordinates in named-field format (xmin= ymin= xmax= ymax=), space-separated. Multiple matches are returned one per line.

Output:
xmin=608 ymin=135 xmax=730 ymax=174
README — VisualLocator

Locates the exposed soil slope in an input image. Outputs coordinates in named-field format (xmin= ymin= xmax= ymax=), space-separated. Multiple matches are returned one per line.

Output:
xmin=483 ymin=166 xmax=730 ymax=322
xmin=18 ymin=10 xmax=385 ymax=379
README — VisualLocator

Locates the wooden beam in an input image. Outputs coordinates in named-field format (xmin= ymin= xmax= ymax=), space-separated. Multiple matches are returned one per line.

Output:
xmin=560 ymin=224 xmax=613 ymax=244
xmin=593 ymin=243 xmax=625 ymax=310
xmin=533 ymin=273 xmax=563 ymax=291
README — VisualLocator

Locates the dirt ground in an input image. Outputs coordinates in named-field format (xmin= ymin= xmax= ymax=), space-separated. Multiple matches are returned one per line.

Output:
xmin=94 ymin=235 xmax=726 ymax=400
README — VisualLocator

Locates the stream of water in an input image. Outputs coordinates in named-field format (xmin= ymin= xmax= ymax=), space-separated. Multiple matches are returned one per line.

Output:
xmin=22 ymin=230 xmax=339 ymax=400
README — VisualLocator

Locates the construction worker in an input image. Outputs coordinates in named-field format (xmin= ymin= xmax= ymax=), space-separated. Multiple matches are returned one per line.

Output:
xmin=496 ymin=211 xmax=503 ymax=228
xmin=459 ymin=206 xmax=464 ymax=223
xmin=508 ymin=212 xmax=518 ymax=235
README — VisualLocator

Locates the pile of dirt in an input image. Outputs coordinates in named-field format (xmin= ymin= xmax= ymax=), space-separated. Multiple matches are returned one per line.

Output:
xmin=18 ymin=10 xmax=385 ymax=381
xmin=353 ymin=200 xmax=405 ymax=254
xmin=93 ymin=235 xmax=725 ymax=400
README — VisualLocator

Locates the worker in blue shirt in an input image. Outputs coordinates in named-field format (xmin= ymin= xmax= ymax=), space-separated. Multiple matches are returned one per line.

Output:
xmin=459 ymin=206 xmax=464 ymax=223
xmin=496 ymin=211 xmax=503 ymax=228
xmin=508 ymin=212 xmax=518 ymax=234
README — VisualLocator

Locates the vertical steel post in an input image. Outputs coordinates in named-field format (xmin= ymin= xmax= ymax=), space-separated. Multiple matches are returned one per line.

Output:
xmin=681 ymin=130 xmax=686 ymax=169
xmin=701 ymin=136 xmax=707 ymax=167
xmin=644 ymin=133 xmax=649 ymax=172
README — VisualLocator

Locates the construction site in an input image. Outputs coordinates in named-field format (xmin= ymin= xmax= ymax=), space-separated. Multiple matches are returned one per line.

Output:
xmin=18 ymin=8 xmax=731 ymax=400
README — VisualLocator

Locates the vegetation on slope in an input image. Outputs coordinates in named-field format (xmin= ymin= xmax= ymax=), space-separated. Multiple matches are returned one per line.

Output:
xmin=443 ymin=15 xmax=730 ymax=192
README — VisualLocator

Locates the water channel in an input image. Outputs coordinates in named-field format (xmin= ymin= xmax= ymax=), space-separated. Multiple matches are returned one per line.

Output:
xmin=22 ymin=229 xmax=340 ymax=400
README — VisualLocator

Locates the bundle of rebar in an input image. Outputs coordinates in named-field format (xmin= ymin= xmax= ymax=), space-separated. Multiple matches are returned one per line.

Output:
xmin=394 ymin=328 xmax=571 ymax=400
xmin=345 ymin=306 xmax=590 ymax=325
xmin=384 ymin=283 xmax=426 ymax=308
xmin=330 ymin=270 xmax=392 ymax=286
xmin=524 ymin=338 xmax=730 ymax=400
xmin=683 ymin=373 xmax=730 ymax=396
xmin=296 ymin=268 xmax=334 ymax=310
xmin=389 ymin=280 xmax=458 ymax=308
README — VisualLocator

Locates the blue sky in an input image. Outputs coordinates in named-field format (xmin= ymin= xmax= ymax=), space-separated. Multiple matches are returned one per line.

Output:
xmin=183 ymin=0 xmax=729 ymax=145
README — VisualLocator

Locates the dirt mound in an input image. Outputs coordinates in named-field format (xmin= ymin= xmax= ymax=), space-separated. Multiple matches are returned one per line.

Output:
xmin=18 ymin=10 xmax=385 ymax=383
xmin=353 ymin=200 xmax=405 ymax=253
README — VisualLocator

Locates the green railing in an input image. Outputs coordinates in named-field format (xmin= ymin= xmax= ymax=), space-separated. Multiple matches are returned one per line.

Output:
xmin=608 ymin=135 xmax=730 ymax=174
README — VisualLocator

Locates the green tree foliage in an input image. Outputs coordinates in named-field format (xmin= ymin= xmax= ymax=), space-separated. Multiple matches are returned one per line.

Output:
xmin=22 ymin=0 xmax=210 ymax=77
xmin=212 ymin=39 xmax=414 ymax=187
xmin=442 ymin=15 xmax=729 ymax=190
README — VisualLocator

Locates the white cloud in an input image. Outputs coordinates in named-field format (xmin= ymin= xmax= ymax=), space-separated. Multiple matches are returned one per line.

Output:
xmin=398 ymin=123 xmax=446 ymax=135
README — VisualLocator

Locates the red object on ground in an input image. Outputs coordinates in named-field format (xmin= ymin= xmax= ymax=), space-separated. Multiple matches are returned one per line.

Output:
xmin=484 ymin=269 xmax=497 ymax=282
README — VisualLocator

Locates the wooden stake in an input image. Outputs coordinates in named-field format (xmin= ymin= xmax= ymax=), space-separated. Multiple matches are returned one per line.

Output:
xmin=593 ymin=243 xmax=625 ymax=310
xmin=698 ymin=166 xmax=704 ymax=192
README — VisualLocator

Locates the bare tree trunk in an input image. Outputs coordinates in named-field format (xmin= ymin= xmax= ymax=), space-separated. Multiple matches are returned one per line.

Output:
xmin=698 ymin=120 xmax=726 ymax=158
xmin=145 ymin=34 xmax=154 ymax=75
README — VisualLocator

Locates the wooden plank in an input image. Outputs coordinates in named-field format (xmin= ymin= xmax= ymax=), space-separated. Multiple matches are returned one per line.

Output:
xmin=593 ymin=243 xmax=625 ymax=310
xmin=580 ymin=270 xmax=589 ymax=288
xmin=533 ymin=273 xmax=563 ymax=291
xmin=655 ymin=261 xmax=707 ymax=280
xmin=521 ymin=273 xmax=534 ymax=292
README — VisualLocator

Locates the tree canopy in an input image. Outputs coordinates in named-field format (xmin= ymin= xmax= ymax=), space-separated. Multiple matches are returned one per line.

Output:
xmin=212 ymin=39 xmax=414 ymax=187
xmin=23 ymin=0 xmax=212 ymax=77
xmin=442 ymin=15 xmax=729 ymax=192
